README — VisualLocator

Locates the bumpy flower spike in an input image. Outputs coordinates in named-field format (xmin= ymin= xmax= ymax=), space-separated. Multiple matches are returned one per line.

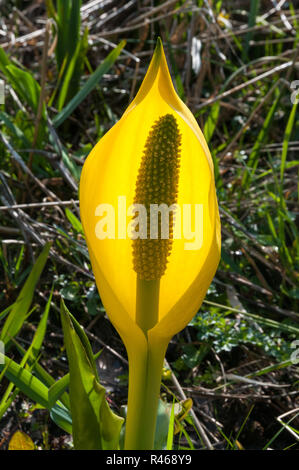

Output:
xmin=133 ymin=113 xmax=181 ymax=281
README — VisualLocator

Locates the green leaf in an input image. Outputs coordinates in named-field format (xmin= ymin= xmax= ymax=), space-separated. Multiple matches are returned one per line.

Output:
xmin=61 ymin=148 xmax=81 ymax=181
xmin=0 ymin=47 xmax=11 ymax=73
xmin=53 ymin=40 xmax=126 ymax=128
xmin=153 ymin=400 xmax=171 ymax=450
xmin=0 ymin=291 xmax=53 ymax=419
xmin=242 ymin=88 xmax=281 ymax=187
xmin=0 ymin=352 xmax=72 ymax=434
xmin=13 ymin=338 xmax=71 ymax=412
xmin=0 ymin=243 xmax=51 ymax=345
xmin=5 ymin=65 xmax=42 ymax=114
xmin=0 ymin=352 xmax=49 ymax=408
xmin=242 ymin=0 xmax=260 ymax=60
xmin=0 ymin=111 xmax=31 ymax=147
xmin=22 ymin=289 xmax=52 ymax=365
xmin=166 ymin=400 xmax=175 ymax=450
xmin=48 ymin=345 xmax=104 ymax=410
xmin=57 ymin=39 xmax=81 ymax=111
xmin=49 ymin=0 xmax=87 ymax=105
xmin=0 ymin=303 xmax=14 ymax=322
xmin=280 ymin=100 xmax=298 ymax=182
xmin=50 ymin=402 xmax=72 ymax=435
xmin=65 ymin=207 xmax=84 ymax=234
xmin=13 ymin=340 xmax=57 ymax=388
xmin=203 ymin=101 xmax=220 ymax=144
xmin=60 ymin=299 xmax=123 ymax=450
xmin=119 ymin=399 xmax=172 ymax=450
xmin=48 ymin=373 xmax=70 ymax=409
xmin=55 ymin=0 xmax=81 ymax=72
xmin=60 ymin=284 xmax=80 ymax=301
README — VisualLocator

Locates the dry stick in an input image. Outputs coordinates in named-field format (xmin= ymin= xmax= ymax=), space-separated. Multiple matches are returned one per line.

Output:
xmin=217 ymin=268 xmax=273 ymax=297
xmin=1 ymin=28 xmax=45 ymax=48
xmin=241 ymin=247 xmax=273 ymax=294
xmin=12 ymin=6 xmax=35 ymax=30
xmin=28 ymin=20 xmax=51 ymax=171
xmin=266 ymin=0 xmax=294 ymax=32
xmin=207 ymin=281 xmax=299 ymax=321
xmin=194 ymin=405 xmax=224 ymax=431
xmin=89 ymin=0 xmax=137 ymax=30
xmin=37 ymin=290 xmax=130 ymax=368
xmin=184 ymin=10 xmax=196 ymax=96
xmin=196 ymin=60 xmax=293 ymax=110
xmin=86 ymin=329 xmax=129 ymax=368
xmin=199 ymin=11 xmax=299 ymax=43
xmin=0 ymin=226 xmax=20 ymax=235
xmin=219 ymin=79 xmax=282 ymax=158
xmin=80 ymin=0 xmax=110 ymax=15
xmin=285 ymin=42 xmax=299 ymax=82
xmin=95 ymin=37 xmax=141 ymax=104
xmin=2 ymin=10 xmax=298 ymax=49
xmin=0 ymin=176 xmax=35 ymax=262
xmin=94 ymin=5 xmax=192 ymax=38
xmin=0 ymin=133 xmax=60 ymax=202
xmin=218 ymin=46 xmax=299 ymax=284
xmin=127 ymin=0 xmax=187 ymax=25
xmin=14 ymin=209 xmax=93 ymax=279
xmin=260 ymin=0 xmax=287 ymax=22
xmin=233 ymin=232 xmax=289 ymax=286
xmin=164 ymin=358 xmax=214 ymax=450
xmin=96 ymin=10 xmax=299 ymax=40
xmin=276 ymin=408 xmax=299 ymax=442
xmin=251 ymin=37 xmax=298 ymax=46
xmin=0 ymin=200 xmax=79 ymax=211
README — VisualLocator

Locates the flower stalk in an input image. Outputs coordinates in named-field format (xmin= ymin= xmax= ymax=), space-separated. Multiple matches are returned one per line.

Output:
xmin=125 ymin=331 xmax=168 ymax=450
xmin=135 ymin=278 xmax=160 ymax=335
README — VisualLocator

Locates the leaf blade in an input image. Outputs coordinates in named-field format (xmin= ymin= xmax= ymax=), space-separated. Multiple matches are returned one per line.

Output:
xmin=0 ymin=243 xmax=51 ymax=345
xmin=60 ymin=299 xmax=123 ymax=449
xmin=53 ymin=40 xmax=126 ymax=128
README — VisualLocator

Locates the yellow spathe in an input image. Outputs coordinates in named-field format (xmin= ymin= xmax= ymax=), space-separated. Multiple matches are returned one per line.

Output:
xmin=79 ymin=38 xmax=221 ymax=347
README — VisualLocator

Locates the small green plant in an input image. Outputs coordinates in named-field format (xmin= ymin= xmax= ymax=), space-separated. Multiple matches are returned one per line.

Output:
xmin=190 ymin=309 xmax=297 ymax=362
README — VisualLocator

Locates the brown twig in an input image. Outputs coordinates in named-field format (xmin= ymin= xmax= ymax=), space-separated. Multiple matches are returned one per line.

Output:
xmin=28 ymin=20 xmax=51 ymax=171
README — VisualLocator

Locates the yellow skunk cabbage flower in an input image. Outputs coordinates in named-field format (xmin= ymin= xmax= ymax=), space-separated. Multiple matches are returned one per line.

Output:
xmin=79 ymin=38 xmax=221 ymax=450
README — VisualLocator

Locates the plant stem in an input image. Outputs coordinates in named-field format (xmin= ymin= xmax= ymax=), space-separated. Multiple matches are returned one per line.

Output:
xmin=124 ymin=339 xmax=167 ymax=450
xmin=124 ymin=276 xmax=166 ymax=450
xmin=135 ymin=278 xmax=160 ymax=335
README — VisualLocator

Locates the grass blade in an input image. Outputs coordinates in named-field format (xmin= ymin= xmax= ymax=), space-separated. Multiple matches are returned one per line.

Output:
xmin=60 ymin=298 xmax=124 ymax=449
xmin=0 ymin=291 xmax=53 ymax=418
xmin=48 ymin=373 xmax=70 ymax=409
xmin=53 ymin=40 xmax=126 ymax=128
xmin=242 ymin=0 xmax=260 ymax=60
xmin=203 ymin=101 xmax=220 ymax=144
xmin=5 ymin=65 xmax=42 ymax=114
xmin=242 ymin=88 xmax=281 ymax=188
xmin=166 ymin=400 xmax=175 ymax=450
xmin=0 ymin=243 xmax=51 ymax=345
xmin=0 ymin=352 xmax=49 ymax=408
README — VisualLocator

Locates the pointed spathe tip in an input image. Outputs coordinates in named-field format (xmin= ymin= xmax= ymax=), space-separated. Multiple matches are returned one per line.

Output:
xmin=156 ymin=36 xmax=163 ymax=48
xmin=153 ymin=37 xmax=163 ymax=61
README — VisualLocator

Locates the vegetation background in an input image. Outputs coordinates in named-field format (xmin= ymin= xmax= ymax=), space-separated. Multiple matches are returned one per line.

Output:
xmin=0 ymin=0 xmax=298 ymax=450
